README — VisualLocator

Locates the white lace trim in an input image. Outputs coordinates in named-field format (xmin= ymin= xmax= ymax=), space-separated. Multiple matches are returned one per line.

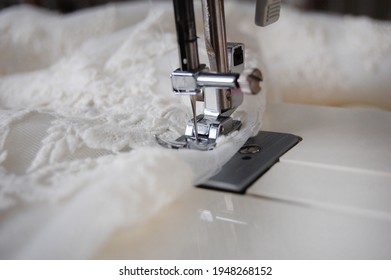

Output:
xmin=0 ymin=2 xmax=264 ymax=258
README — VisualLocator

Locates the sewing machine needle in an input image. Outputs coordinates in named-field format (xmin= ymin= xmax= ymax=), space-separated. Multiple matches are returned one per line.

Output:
xmin=190 ymin=95 xmax=199 ymax=142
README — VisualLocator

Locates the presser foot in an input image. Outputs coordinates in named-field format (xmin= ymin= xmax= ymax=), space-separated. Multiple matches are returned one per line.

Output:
xmin=156 ymin=115 xmax=241 ymax=151
xmin=155 ymin=134 xmax=215 ymax=151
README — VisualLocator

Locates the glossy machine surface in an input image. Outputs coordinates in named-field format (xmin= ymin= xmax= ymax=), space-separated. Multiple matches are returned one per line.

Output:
xmin=97 ymin=103 xmax=391 ymax=259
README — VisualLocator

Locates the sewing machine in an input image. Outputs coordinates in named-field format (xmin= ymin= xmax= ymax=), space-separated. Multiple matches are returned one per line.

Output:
xmin=167 ymin=0 xmax=278 ymax=146
xmin=0 ymin=0 xmax=389 ymax=261
xmin=157 ymin=0 xmax=301 ymax=193
xmin=169 ymin=0 xmax=266 ymax=147
xmin=96 ymin=0 xmax=391 ymax=259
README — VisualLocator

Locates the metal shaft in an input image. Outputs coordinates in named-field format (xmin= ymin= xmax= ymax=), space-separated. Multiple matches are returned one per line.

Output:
xmin=202 ymin=0 xmax=228 ymax=73
xmin=173 ymin=0 xmax=200 ymax=71
xmin=201 ymin=0 xmax=231 ymax=114
xmin=173 ymin=0 xmax=200 ymax=140
xmin=197 ymin=72 xmax=239 ymax=88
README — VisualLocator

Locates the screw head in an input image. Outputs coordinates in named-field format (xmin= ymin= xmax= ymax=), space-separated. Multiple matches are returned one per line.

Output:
xmin=238 ymin=68 xmax=263 ymax=95
xmin=239 ymin=144 xmax=261 ymax=154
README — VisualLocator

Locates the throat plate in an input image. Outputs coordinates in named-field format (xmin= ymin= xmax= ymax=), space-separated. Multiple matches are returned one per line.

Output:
xmin=198 ymin=131 xmax=301 ymax=193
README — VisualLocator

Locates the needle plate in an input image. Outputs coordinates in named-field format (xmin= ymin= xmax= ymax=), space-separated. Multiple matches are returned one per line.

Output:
xmin=198 ymin=131 xmax=301 ymax=193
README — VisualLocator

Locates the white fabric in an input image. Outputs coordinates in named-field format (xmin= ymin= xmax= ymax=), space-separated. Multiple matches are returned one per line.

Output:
xmin=253 ymin=6 xmax=391 ymax=108
xmin=0 ymin=1 xmax=390 ymax=259
xmin=0 ymin=1 xmax=263 ymax=259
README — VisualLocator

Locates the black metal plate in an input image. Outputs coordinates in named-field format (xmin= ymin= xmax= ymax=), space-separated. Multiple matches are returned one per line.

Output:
xmin=197 ymin=131 xmax=302 ymax=194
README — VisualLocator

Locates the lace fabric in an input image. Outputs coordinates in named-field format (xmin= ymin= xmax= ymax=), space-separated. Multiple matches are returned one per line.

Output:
xmin=0 ymin=2 xmax=264 ymax=258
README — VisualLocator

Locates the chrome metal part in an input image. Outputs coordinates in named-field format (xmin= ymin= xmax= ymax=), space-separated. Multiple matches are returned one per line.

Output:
xmin=190 ymin=95 xmax=199 ymax=142
xmin=201 ymin=0 xmax=229 ymax=73
xmin=155 ymin=135 xmax=215 ymax=151
xmin=169 ymin=65 xmax=263 ymax=149
xmin=197 ymin=72 xmax=239 ymax=88
xmin=171 ymin=68 xmax=262 ymax=96
xmin=160 ymin=0 xmax=279 ymax=151
xmin=171 ymin=70 xmax=239 ymax=94
xmin=171 ymin=70 xmax=201 ymax=95
xmin=155 ymin=135 xmax=187 ymax=149
xmin=201 ymin=0 xmax=231 ymax=115
xmin=173 ymin=0 xmax=201 ymax=141
xmin=155 ymin=114 xmax=241 ymax=151
xmin=184 ymin=114 xmax=241 ymax=140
